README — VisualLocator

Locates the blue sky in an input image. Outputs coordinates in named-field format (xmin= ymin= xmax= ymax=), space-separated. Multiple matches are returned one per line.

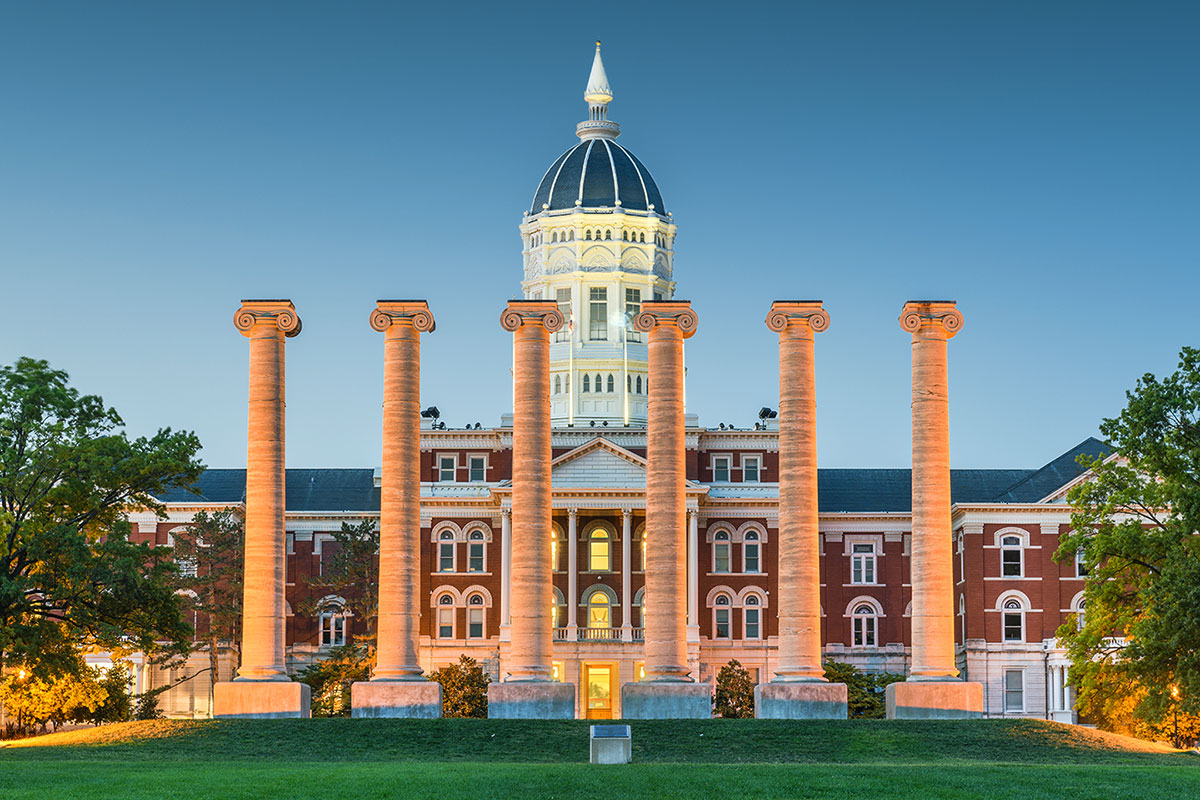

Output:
xmin=1 ymin=1 xmax=1196 ymax=469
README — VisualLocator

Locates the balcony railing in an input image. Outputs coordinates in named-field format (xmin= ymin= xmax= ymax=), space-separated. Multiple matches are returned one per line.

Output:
xmin=552 ymin=627 xmax=645 ymax=642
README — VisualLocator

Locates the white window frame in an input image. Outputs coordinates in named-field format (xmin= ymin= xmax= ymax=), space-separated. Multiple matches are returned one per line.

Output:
xmin=851 ymin=543 xmax=877 ymax=585
xmin=711 ymin=454 xmax=732 ymax=483
xmin=743 ymin=596 xmax=762 ymax=640
xmin=586 ymin=523 xmax=614 ymax=573
xmin=555 ymin=287 xmax=572 ymax=343
xmin=466 ymin=594 xmax=486 ymax=639
xmin=1001 ymin=534 xmax=1024 ymax=578
xmin=436 ymin=594 xmax=456 ymax=639
xmin=437 ymin=530 xmax=456 ymax=573
xmin=584 ymin=588 xmax=614 ymax=630
xmin=1002 ymin=598 xmax=1025 ymax=642
xmin=851 ymin=602 xmax=878 ymax=647
xmin=712 ymin=594 xmax=732 ymax=640
xmin=319 ymin=606 xmax=348 ymax=647
xmin=467 ymin=530 xmax=486 ymax=573
xmin=589 ymin=286 xmax=608 ymax=341
xmin=437 ymin=454 xmax=457 ymax=482
xmin=1075 ymin=548 xmax=1088 ymax=578
xmin=467 ymin=454 xmax=487 ymax=483
xmin=741 ymin=455 xmax=762 ymax=483
xmin=742 ymin=532 xmax=761 ymax=574
xmin=1004 ymin=668 xmax=1025 ymax=713
xmin=712 ymin=531 xmax=731 ymax=574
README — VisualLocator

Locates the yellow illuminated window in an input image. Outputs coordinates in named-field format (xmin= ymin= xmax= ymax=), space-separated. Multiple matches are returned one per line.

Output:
xmin=588 ymin=592 xmax=611 ymax=628
xmin=589 ymin=528 xmax=611 ymax=571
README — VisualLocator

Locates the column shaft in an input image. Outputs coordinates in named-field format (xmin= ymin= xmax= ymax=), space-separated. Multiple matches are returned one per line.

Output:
xmin=500 ymin=509 xmax=511 ymax=627
xmin=686 ymin=510 xmax=698 ymax=636
xmin=567 ymin=510 xmax=578 ymax=632
xmin=621 ymin=510 xmax=632 ymax=636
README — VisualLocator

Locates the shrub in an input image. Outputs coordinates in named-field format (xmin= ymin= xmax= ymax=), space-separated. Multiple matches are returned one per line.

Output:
xmin=714 ymin=659 xmax=755 ymax=718
xmin=295 ymin=645 xmax=371 ymax=717
xmin=823 ymin=660 xmax=904 ymax=718
xmin=429 ymin=655 xmax=490 ymax=718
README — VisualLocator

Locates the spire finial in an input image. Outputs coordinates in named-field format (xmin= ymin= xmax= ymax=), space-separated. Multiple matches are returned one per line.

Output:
xmin=578 ymin=42 xmax=620 ymax=140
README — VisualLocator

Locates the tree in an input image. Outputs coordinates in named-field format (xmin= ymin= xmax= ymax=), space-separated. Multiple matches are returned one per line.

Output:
xmin=295 ymin=645 xmax=371 ymax=717
xmin=823 ymin=660 xmax=904 ymax=719
xmin=171 ymin=510 xmax=244 ymax=694
xmin=301 ymin=519 xmax=379 ymax=648
xmin=0 ymin=662 xmax=107 ymax=736
xmin=428 ymin=655 xmax=489 ymax=718
xmin=0 ymin=357 xmax=204 ymax=677
xmin=713 ymin=659 xmax=755 ymax=718
xmin=1055 ymin=346 xmax=1200 ymax=744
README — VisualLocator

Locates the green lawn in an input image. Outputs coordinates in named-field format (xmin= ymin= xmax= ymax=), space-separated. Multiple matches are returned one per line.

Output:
xmin=1 ymin=719 xmax=1196 ymax=799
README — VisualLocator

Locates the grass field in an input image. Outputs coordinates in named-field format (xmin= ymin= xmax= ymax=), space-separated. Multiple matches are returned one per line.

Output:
xmin=1 ymin=718 xmax=1196 ymax=799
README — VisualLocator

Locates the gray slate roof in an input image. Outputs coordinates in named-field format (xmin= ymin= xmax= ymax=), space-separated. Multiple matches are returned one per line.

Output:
xmin=158 ymin=438 xmax=1108 ymax=515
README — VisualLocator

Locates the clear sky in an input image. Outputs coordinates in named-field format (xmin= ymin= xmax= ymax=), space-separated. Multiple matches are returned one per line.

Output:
xmin=1 ymin=1 xmax=1196 ymax=470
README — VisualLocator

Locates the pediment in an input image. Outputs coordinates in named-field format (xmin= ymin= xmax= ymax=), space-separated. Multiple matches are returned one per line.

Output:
xmin=551 ymin=437 xmax=646 ymax=488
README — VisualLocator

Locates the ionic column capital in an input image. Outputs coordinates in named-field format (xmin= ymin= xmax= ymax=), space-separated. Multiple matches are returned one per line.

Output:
xmin=765 ymin=300 xmax=830 ymax=335
xmin=369 ymin=300 xmax=435 ymax=333
xmin=634 ymin=300 xmax=698 ymax=339
xmin=621 ymin=508 xmax=632 ymax=520
xmin=500 ymin=300 xmax=564 ymax=333
xmin=567 ymin=507 xmax=579 ymax=519
xmin=234 ymin=299 xmax=302 ymax=338
xmin=899 ymin=300 xmax=963 ymax=339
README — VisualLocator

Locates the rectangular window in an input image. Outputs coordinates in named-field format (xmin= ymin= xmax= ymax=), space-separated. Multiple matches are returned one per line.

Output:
xmin=1002 ymin=549 xmax=1022 ymax=577
xmin=1076 ymin=549 xmax=1088 ymax=577
xmin=468 ymin=455 xmax=486 ymax=483
xmin=438 ymin=455 xmax=456 ymax=482
xmin=744 ymin=608 xmax=760 ymax=639
xmin=625 ymin=288 xmax=641 ymax=342
xmin=468 ymin=608 xmax=484 ymax=639
xmin=1004 ymin=669 xmax=1024 ymax=712
xmin=715 ymin=608 xmax=730 ymax=639
xmin=589 ymin=287 xmax=607 ymax=340
xmin=743 ymin=543 xmax=760 ymax=573
xmin=714 ymin=543 xmax=731 ymax=573
xmin=853 ymin=616 xmax=876 ymax=647
xmin=851 ymin=543 xmax=876 ymax=584
xmin=556 ymin=288 xmax=571 ymax=343
xmin=1003 ymin=612 xmax=1023 ymax=642
xmin=438 ymin=542 xmax=455 ymax=573
xmin=468 ymin=542 xmax=484 ymax=573
xmin=321 ymin=614 xmax=345 ymax=647
xmin=742 ymin=456 xmax=760 ymax=483
xmin=712 ymin=456 xmax=731 ymax=483
xmin=438 ymin=608 xmax=453 ymax=639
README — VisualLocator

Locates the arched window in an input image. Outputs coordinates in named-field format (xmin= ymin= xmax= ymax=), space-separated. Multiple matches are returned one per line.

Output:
xmin=713 ymin=531 xmax=731 ymax=573
xmin=852 ymin=603 xmax=877 ymax=647
xmin=589 ymin=527 xmax=611 ymax=572
xmin=438 ymin=530 xmax=456 ymax=573
xmin=1075 ymin=597 xmax=1087 ymax=632
xmin=586 ymin=589 xmax=611 ymax=629
xmin=552 ymin=587 xmax=565 ymax=628
xmin=468 ymin=530 xmax=486 ymax=573
xmin=743 ymin=594 xmax=762 ymax=639
xmin=636 ymin=375 xmax=643 ymax=394
xmin=957 ymin=531 xmax=965 ymax=578
xmin=604 ymin=229 xmax=612 ymax=240
xmin=640 ymin=232 xmax=646 ymax=243
xmin=551 ymin=528 xmax=560 ymax=572
xmin=568 ymin=230 xmax=574 ymax=241
xmin=633 ymin=587 xmax=645 ymax=628
xmin=467 ymin=594 xmax=486 ymax=639
xmin=743 ymin=531 xmax=761 ymax=573
xmin=594 ymin=374 xmax=603 ymax=393
xmin=1003 ymin=598 xmax=1024 ymax=642
xmin=319 ymin=600 xmax=348 ymax=647
xmin=606 ymin=374 xmax=615 ymax=393
xmin=627 ymin=374 xmax=632 ymax=392
xmin=582 ymin=373 xmax=591 ymax=393
xmin=1001 ymin=535 xmax=1023 ymax=577
xmin=554 ymin=375 xmax=562 ymax=394
xmin=437 ymin=594 xmax=455 ymax=639
xmin=713 ymin=594 xmax=732 ymax=639
xmin=586 ymin=229 xmax=593 ymax=240
xmin=959 ymin=594 xmax=967 ymax=643
xmin=639 ymin=528 xmax=647 ymax=571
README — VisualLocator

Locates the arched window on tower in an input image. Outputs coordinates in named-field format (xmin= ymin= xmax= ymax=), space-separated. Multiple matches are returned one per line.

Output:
xmin=605 ymin=229 xmax=612 ymax=240
xmin=554 ymin=375 xmax=562 ymax=394
xmin=607 ymin=374 xmax=615 ymax=393
xmin=582 ymin=374 xmax=591 ymax=393
xmin=636 ymin=375 xmax=643 ymax=394
xmin=586 ymin=229 xmax=593 ymax=240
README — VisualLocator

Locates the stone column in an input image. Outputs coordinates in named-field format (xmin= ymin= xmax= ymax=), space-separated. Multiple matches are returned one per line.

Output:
xmin=621 ymin=509 xmax=632 ymax=640
xmin=352 ymin=301 xmax=441 ymax=718
xmin=214 ymin=300 xmax=309 ymax=719
xmin=886 ymin=301 xmax=982 ymax=719
xmin=500 ymin=508 xmax=512 ymax=635
xmin=567 ymin=509 xmax=579 ymax=634
xmin=622 ymin=300 xmax=709 ymax=718
xmin=489 ymin=301 xmax=575 ymax=718
xmin=756 ymin=301 xmax=847 ymax=718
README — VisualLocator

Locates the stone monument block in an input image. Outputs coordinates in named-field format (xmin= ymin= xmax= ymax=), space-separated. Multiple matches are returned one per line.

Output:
xmin=886 ymin=680 xmax=983 ymax=719
xmin=213 ymin=681 xmax=310 ymax=719
xmin=755 ymin=681 xmax=848 ymax=719
xmin=487 ymin=681 xmax=576 ymax=719
xmin=621 ymin=682 xmax=710 ymax=719
xmin=351 ymin=680 xmax=442 ymax=719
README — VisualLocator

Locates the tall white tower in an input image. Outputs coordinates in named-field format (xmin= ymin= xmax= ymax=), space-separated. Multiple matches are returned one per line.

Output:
xmin=521 ymin=43 xmax=677 ymax=428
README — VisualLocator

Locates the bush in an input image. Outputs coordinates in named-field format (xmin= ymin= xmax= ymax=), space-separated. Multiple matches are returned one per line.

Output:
xmin=823 ymin=660 xmax=904 ymax=718
xmin=134 ymin=685 xmax=167 ymax=720
xmin=428 ymin=655 xmax=490 ymax=718
xmin=295 ymin=645 xmax=371 ymax=717
xmin=714 ymin=659 xmax=755 ymax=718
xmin=89 ymin=663 xmax=134 ymax=725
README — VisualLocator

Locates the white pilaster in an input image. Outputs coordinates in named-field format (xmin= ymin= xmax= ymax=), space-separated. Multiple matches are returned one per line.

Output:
xmin=687 ymin=508 xmax=699 ymax=643
xmin=567 ymin=508 xmax=579 ymax=634
xmin=621 ymin=508 xmax=632 ymax=640
xmin=500 ymin=508 xmax=512 ymax=641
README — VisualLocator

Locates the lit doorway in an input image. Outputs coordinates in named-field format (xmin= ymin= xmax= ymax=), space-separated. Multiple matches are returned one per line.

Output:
xmin=584 ymin=663 xmax=614 ymax=719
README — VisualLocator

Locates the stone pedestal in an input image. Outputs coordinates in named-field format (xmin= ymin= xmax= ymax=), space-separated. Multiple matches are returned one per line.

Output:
xmin=214 ymin=681 xmax=310 ymax=719
xmin=886 ymin=680 xmax=983 ymax=719
xmin=621 ymin=682 xmax=710 ymax=719
xmin=487 ymin=681 xmax=575 ymax=719
xmin=755 ymin=682 xmax=848 ymax=719
xmin=351 ymin=680 xmax=442 ymax=719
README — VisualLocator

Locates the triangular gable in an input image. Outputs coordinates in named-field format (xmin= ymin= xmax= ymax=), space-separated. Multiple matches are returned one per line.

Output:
xmin=551 ymin=437 xmax=647 ymax=488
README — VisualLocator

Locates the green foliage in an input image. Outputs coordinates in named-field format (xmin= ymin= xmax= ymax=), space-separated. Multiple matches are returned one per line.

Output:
xmin=295 ymin=646 xmax=371 ymax=718
xmin=0 ymin=357 xmax=204 ymax=675
xmin=171 ymin=509 xmax=244 ymax=685
xmin=713 ymin=659 xmax=755 ymax=718
xmin=301 ymin=520 xmax=379 ymax=648
xmin=1055 ymin=346 xmax=1200 ymax=741
xmin=0 ymin=663 xmax=107 ymax=735
xmin=88 ymin=663 xmax=134 ymax=725
xmin=428 ymin=655 xmax=489 ymax=718
xmin=133 ymin=685 xmax=167 ymax=721
xmin=823 ymin=660 xmax=904 ymax=718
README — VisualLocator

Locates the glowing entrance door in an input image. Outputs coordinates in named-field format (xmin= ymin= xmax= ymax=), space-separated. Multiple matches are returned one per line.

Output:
xmin=584 ymin=664 xmax=613 ymax=719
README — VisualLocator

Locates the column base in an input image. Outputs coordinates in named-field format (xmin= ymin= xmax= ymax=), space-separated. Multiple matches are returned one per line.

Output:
xmin=621 ymin=682 xmax=710 ymax=719
xmin=351 ymin=680 xmax=442 ymax=719
xmin=885 ymin=680 xmax=983 ymax=719
xmin=487 ymin=681 xmax=576 ymax=719
xmin=754 ymin=682 xmax=848 ymax=719
xmin=213 ymin=680 xmax=310 ymax=719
